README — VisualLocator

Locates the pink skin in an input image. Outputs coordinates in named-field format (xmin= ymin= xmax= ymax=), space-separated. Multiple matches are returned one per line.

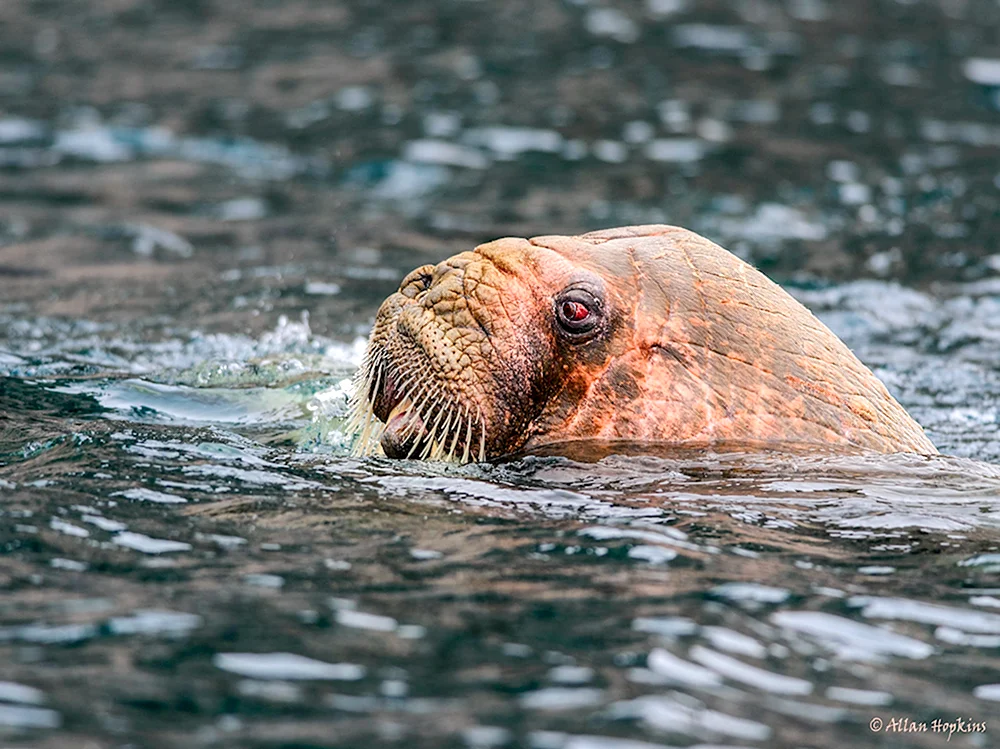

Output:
xmin=351 ymin=225 xmax=936 ymax=462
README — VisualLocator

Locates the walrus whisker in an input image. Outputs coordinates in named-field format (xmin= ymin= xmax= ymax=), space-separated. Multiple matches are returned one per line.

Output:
xmin=395 ymin=371 xmax=420 ymax=403
xmin=477 ymin=406 xmax=486 ymax=462
xmin=445 ymin=405 xmax=462 ymax=461
xmin=346 ymin=351 xmax=379 ymax=433
xmin=405 ymin=431 xmax=423 ymax=459
xmin=462 ymin=410 xmax=473 ymax=463
xmin=352 ymin=408 xmax=382 ymax=456
xmin=418 ymin=429 xmax=436 ymax=461
xmin=348 ymin=314 xmax=489 ymax=461
xmin=418 ymin=407 xmax=438 ymax=457
xmin=398 ymin=374 xmax=449 ymax=460
xmin=347 ymin=357 xmax=372 ymax=407
xmin=349 ymin=406 xmax=372 ymax=453
xmin=419 ymin=391 xmax=451 ymax=460
xmin=412 ymin=380 xmax=439 ymax=426
xmin=449 ymin=406 xmax=463 ymax=463
xmin=419 ymin=400 xmax=448 ymax=461
xmin=345 ymin=375 xmax=368 ymax=431
xmin=353 ymin=380 xmax=386 ymax=454
xmin=429 ymin=408 xmax=448 ymax=461
xmin=346 ymin=368 xmax=377 ymax=456
xmin=424 ymin=398 xmax=450 ymax=459
xmin=446 ymin=407 xmax=464 ymax=461
xmin=357 ymin=359 xmax=384 ymax=427
xmin=436 ymin=407 xmax=456 ymax=461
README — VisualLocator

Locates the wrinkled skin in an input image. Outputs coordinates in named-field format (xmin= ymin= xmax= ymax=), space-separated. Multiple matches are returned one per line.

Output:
xmin=349 ymin=225 xmax=937 ymax=461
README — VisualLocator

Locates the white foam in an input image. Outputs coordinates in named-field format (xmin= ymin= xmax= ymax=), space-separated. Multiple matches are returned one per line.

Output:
xmin=519 ymin=687 xmax=605 ymax=711
xmin=0 ymin=118 xmax=45 ymax=144
xmin=644 ymin=138 xmax=705 ymax=163
xmin=548 ymin=666 xmax=594 ymax=685
xmin=849 ymin=596 xmax=1000 ymax=634
xmin=109 ymin=610 xmax=202 ymax=636
xmin=113 ymin=532 xmax=192 ymax=554
xmin=702 ymin=626 xmax=767 ymax=658
xmin=335 ymin=86 xmax=374 ymax=112
xmin=0 ymin=681 xmax=45 ymax=705
xmin=711 ymin=582 xmax=789 ymax=603
xmin=584 ymin=8 xmax=639 ymax=43
xmin=825 ymin=686 xmax=893 ymax=706
xmin=335 ymin=609 xmax=398 ymax=632
xmin=973 ymin=683 xmax=1000 ymax=701
xmin=771 ymin=610 xmax=933 ymax=659
xmin=82 ymin=514 xmax=127 ymax=532
xmin=0 ymin=703 xmax=61 ymax=729
xmin=214 ymin=652 xmax=365 ymax=681
xmin=632 ymin=616 xmax=698 ymax=637
xmin=115 ymin=488 xmax=188 ymax=504
xmin=463 ymin=127 xmax=563 ymax=159
xmin=610 ymin=694 xmax=771 ymax=740
xmin=129 ymin=224 xmax=194 ymax=258
xmin=304 ymin=281 xmax=342 ymax=296
xmin=963 ymin=58 xmax=1000 ymax=86
xmin=218 ymin=197 xmax=268 ymax=222
xmin=647 ymin=0 xmax=686 ymax=18
xmin=718 ymin=203 xmax=828 ymax=242
xmin=593 ymin=140 xmax=628 ymax=164
xmin=54 ymin=127 xmax=132 ymax=162
xmin=689 ymin=645 xmax=813 ymax=694
xmin=410 ymin=548 xmax=444 ymax=560
xmin=645 ymin=647 xmax=722 ymax=687
xmin=49 ymin=518 xmax=89 ymax=538
xmin=671 ymin=24 xmax=751 ymax=52
xmin=403 ymin=139 xmax=489 ymax=169
xmin=627 ymin=545 xmax=677 ymax=564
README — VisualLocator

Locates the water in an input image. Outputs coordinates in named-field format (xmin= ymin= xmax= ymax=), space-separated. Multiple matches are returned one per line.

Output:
xmin=3 ymin=0 xmax=1000 ymax=747
xmin=3 ymin=274 xmax=1000 ymax=748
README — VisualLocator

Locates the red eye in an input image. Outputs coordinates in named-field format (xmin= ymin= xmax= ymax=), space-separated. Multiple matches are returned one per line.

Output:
xmin=561 ymin=300 xmax=590 ymax=322
xmin=555 ymin=288 xmax=602 ymax=337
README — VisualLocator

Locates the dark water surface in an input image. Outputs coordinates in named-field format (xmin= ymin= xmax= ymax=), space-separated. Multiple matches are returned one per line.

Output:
xmin=3 ymin=276 xmax=1000 ymax=749
xmin=3 ymin=0 xmax=1000 ymax=747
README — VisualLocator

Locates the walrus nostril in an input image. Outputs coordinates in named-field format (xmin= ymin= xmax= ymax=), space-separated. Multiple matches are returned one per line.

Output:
xmin=399 ymin=265 xmax=436 ymax=299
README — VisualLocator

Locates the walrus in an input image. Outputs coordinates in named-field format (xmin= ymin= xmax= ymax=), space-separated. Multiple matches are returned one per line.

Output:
xmin=347 ymin=225 xmax=936 ymax=462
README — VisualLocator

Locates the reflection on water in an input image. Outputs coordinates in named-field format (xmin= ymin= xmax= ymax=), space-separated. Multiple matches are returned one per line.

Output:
xmin=2 ymin=277 xmax=1000 ymax=748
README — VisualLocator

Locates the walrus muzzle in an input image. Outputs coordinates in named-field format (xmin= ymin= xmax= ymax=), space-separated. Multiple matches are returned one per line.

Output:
xmin=348 ymin=248 xmax=557 ymax=461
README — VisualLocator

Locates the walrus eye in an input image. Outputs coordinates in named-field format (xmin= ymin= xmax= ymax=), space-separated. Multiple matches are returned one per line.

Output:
xmin=555 ymin=288 xmax=602 ymax=336
xmin=562 ymin=301 xmax=589 ymax=322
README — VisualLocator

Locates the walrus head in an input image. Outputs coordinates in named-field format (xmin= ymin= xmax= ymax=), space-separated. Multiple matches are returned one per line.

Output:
xmin=348 ymin=225 xmax=936 ymax=461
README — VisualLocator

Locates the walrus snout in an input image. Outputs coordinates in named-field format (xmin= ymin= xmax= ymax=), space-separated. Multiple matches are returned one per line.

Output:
xmin=352 ymin=252 xmax=516 ymax=462
xmin=370 ymin=369 xmax=430 ymax=458
xmin=380 ymin=398 xmax=430 ymax=459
